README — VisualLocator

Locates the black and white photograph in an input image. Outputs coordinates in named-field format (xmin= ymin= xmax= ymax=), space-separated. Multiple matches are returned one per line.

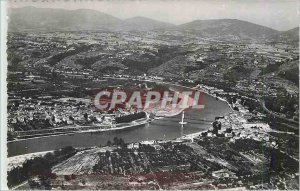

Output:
xmin=1 ymin=0 xmax=299 ymax=190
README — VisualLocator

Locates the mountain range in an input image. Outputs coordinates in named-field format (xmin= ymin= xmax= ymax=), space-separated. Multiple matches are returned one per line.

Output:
xmin=8 ymin=6 xmax=299 ymax=41
xmin=8 ymin=7 xmax=120 ymax=31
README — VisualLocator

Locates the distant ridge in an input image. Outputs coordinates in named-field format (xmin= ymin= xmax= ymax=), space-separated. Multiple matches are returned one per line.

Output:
xmin=116 ymin=16 xmax=175 ymax=31
xmin=8 ymin=6 xmax=174 ymax=32
xmin=176 ymin=19 xmax=279 ymax=40
xmin=8 ymin=6 xmax=122 ymax=31
xmin=276 ymin=27 xmax=299 ymax=42
xmin=8 ymin=7 xmax=299 ymax=41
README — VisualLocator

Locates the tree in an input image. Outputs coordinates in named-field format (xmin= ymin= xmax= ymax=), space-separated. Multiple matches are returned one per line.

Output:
xmin=212 ymin=121 xmax=221 ymax=134
xmin=105 ymin=150 xmax=111 ymax=158
xmin=201 ymin=132 xmax=208 ymax=137
xmin=113 ymin=137 xmax=119 ymax=145
xmin=83 ymin=113 xmax=88 ymax=120
xmin=14 ymin=100 xmax=20 ymax=108
xmin=232 ymin=97 xmax=237 ymax=104
xmin=119 ymin=138 xmax=125 ymax=146
xmin=7 ymin=131 xmax=15 ymax=141
xmin=226 ymin=128 xmax=232 ymax=133
xmin=61 ymin=146 xmax=75 ymax=154
xmin=39 ymin=175 xmax=51 ymax=190
xmin=44 ymin=152 xmax=55 ymax=161
xmin=71 ymin=174 xmax=76 ymax=180
xmin=64 ymin=175 xmax=71 ymax=181
xmin=29 ymin=179 xmax=41 ymax=189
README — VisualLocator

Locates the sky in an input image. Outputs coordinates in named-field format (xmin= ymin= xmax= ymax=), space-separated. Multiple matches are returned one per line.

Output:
xmin=8 ymin=0 xmax=299 ymax=31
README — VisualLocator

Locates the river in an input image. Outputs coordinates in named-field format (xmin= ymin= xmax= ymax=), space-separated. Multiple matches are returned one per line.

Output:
xmin=8 ymin=83 xmax=231 ymax=157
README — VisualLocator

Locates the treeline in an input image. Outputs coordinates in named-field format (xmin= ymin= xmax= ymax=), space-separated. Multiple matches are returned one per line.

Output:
xmin=264 ymin=88 xmax=298 ymax=118
xmin=261 ymin=62 xmax=283 ymax=74
xmin=184 ymin=63 xmax=207 ymax=73
xmin=74 ymin=55 xmax=103 ymax=69
xmin=279 ymin=68 xmax=299 ymax=85
xmin=230 ymin=138 xmax=299 ymax=173
xmin=223 ymin=65 xmax=252 ymax=83
xmin=122 ymin=46 xmax=180 ymax=73
xmin=7 ymin=146 xmax=76 ymax=189
xmin=106 ymin=137 xmax=126 ymax=148
xmin=240 ymin=97 xmax=260 ymax=113
xmin=9 ymin=118 xmax=53 ymax=132
xmin=115 ymin=112 xmax=146 ymax=124
xmin=46 ymin=45 xmax=92 ymax=66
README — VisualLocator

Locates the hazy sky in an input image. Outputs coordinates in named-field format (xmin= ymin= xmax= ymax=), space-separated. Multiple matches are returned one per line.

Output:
xmin=8 ymin=0 xmax=299 ymax=31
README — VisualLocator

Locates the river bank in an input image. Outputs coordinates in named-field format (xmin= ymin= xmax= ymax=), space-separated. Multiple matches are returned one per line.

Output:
xmin=8 ymin=117 xmax=149 ymax=143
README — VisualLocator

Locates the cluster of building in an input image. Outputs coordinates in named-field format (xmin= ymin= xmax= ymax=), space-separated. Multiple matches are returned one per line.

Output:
xmin=7 ymin=95 xmax=141 ymax=133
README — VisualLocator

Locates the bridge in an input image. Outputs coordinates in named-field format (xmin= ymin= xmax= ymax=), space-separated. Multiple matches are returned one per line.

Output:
xmin=165 ymin=115 xmax=214 ymax=123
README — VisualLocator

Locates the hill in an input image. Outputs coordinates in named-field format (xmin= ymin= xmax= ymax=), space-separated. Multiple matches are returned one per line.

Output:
xmin=8 ymin=6 xmax=121 ymax=31
xmin=276 ymin=27 xmax=299 ymax=42
xmin=148 ymin=56 xmax=191 ymax=78
xmin=278 ymin=59 xmax=299 ymax=85
xmin=8 ymin=7 xmax=173 ymax=32
xmin=115 ymin=16 xmax=174 ymax=31
xmin=176 ymin=19 xmax=279 ymax=41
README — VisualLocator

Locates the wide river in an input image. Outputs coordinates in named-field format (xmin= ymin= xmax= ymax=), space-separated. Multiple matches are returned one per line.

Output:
xmin=8 ymin=83 xmax=231 ymax=157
